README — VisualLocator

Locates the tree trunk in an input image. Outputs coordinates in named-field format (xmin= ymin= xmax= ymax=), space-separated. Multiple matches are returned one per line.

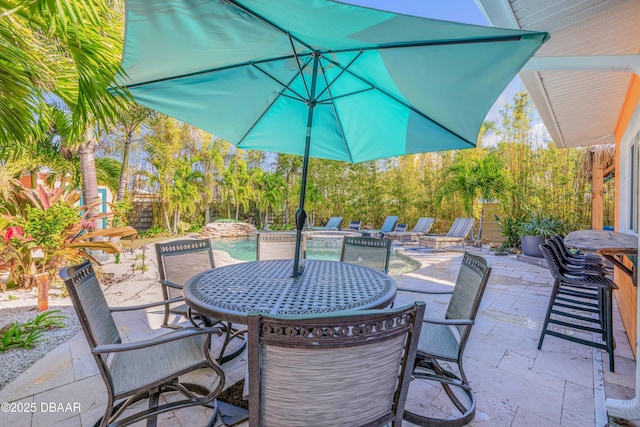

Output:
xmin=116 ymin=127 xmax=133 ymax=202
xmin=163 ymin=201 xmax=171 ymax=232
xmin=205 ymin=202 xmax=211 ymax=225
xmin=478 ymin=201 xmax=485 ymax=240
xmin=80 ymin=128 xmax=101 ymax=234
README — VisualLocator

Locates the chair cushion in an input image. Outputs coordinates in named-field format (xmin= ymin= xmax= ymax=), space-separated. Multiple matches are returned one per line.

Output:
xmin=417 ymin=322 xmax=459 ymax=360
xmin=108 ymin=331 xmax=208 ymax=396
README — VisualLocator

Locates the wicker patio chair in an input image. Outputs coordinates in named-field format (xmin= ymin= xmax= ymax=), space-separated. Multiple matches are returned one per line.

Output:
xmin=59 ymin=260 xmax=225 ymax=427
xmin=538 ymin=243 xmax=617 ymax=371
xmin=386 ymin=217 xmax=435 ymax=242
xmin=418 ymin=217 xmax=475 ymax=252
xmin=398 ymin=252 xmax=492 ymax=426
xmin=256 ymin=232 xmax=306 ymax=261
xmin=340 ymin=236 xmax=392 ymax=273
xmin=156 ymin=239 xmax=245 ymax=363
xmin=247 ymin=302 xmax=425 ymax=427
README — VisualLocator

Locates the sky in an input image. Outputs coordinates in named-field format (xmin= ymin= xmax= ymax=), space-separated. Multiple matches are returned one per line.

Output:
xmin=344 ymin=0 xmax=525 ymax=126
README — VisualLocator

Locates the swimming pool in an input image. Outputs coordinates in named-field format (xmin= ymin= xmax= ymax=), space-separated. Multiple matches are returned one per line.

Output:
xmin=209 ymin=236 xmax=421 ymax=275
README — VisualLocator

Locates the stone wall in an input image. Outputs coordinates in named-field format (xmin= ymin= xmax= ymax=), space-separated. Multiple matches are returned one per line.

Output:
xmin=199 ymin=221 xmax=257 ymax=239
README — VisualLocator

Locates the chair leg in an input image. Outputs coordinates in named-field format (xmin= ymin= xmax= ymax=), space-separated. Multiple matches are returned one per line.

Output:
xmin=218 ymin=324 xmax=247 ymax=364
xmin=404 ymin=357 xmax=475 ymax=427
xmin=538 ymin=280 xmax=560 ymax=349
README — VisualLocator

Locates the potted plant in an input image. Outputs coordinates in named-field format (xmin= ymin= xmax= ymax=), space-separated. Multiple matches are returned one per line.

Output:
xmin=494 ymin=214 xmax=526 ymax=254
xmin=519 ymin=210 xmax=566 ymax=258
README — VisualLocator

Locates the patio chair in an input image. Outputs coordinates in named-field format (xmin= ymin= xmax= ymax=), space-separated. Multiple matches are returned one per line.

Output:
xmin=346 ymin=220 xmax=362 ymax=231
xmin=247 ymin=302 xmax=425 ymax=427
xmin=398 ymin=252 xmax=492 ymax=426
xmin=386 ymin=217 xmax=435 ymax=242
xmin=312 ymin=216 xmax=342 ymax=230
xmin=156 ymin=239 xmax=246 ymax=363
xmin=360 ymin=215 xmax=398 ymax=238
xmin=340 ymin=236 xmax=392 ymax=273
xmin=418 ymin=217 xmax=475 ymax=252
xmin=538 ymin=243 xmax=617 ymax=371
xmin=256 ymin=231 xmax=306 ymax=261
xmin=59 ymin=260 xmax=225 ymax=427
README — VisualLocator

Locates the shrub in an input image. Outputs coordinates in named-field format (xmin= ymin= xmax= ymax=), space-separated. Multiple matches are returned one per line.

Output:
xmin=0 ymin=310 xmax=66 ymax=352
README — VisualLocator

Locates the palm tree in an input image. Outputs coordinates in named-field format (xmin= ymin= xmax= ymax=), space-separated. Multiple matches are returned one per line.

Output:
xmin=2 ymin=1 xmax=129 ymax=231
xmin=257 ymin=172 xmax=286 ymax=228
xmin=437 ymin=150 xmax=514 ymax=240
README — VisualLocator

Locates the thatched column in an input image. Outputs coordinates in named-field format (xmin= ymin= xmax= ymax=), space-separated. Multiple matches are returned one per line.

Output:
xmin=583 ymin=144 xmax=615 ymax=230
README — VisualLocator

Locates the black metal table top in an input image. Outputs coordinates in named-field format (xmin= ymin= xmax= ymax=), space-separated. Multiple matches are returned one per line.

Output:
xmin=183 ymin=260 xmax=397 ymax=324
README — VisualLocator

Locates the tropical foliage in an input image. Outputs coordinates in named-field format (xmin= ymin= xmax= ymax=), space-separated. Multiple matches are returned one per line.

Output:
xmin=0 ymin=0 xmax=609 ymax=276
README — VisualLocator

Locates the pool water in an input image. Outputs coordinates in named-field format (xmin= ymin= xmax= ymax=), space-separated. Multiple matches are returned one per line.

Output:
xmin=209 ymin=236 xmax=421 ymax=275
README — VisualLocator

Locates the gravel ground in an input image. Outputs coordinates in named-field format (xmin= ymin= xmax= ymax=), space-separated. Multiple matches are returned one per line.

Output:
xmin=0 ymin=296 xmax=81 ymax=390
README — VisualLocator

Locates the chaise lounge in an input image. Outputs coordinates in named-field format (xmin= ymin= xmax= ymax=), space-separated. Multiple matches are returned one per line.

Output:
xmin=418 ymin=218 xmax=475 ymax=253
xmin=386 ymin=217 xmax=435 ymax=243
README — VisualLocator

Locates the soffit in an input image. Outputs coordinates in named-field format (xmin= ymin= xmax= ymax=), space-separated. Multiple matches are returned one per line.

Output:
xmin=477 ymin=0 xmax=640 ymax=148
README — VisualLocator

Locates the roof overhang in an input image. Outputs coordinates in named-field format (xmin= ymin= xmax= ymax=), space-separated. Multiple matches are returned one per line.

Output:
xmin=476 ymin=0 xmax=640 ymax=148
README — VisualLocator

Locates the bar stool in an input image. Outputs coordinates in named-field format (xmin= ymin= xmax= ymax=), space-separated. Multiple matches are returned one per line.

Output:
xmin=538 ymin=243 xmax=617 ymax=371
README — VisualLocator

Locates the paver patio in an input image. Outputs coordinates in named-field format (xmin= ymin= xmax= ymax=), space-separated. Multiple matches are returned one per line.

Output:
xmin=0 ymin=247 xmax=637 ymax=426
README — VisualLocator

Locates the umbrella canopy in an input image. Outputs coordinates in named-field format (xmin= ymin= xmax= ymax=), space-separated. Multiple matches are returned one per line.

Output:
xmin=120 ymin=0 xmax=548 ymax=276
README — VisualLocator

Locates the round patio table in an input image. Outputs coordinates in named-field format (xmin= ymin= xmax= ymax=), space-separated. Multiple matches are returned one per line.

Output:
xmin=183 ymin=259 xmax=397 ymax=325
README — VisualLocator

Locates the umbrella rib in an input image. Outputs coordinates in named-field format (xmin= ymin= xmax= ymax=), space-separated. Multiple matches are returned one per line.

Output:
xmin=315 ymin=51 xmax=364 ymax=101
xmin=322 ymin=34 xmax=525 ymax=55
xmin=322 ymin=55 xmax=475 ymax=147
xmin=225 ymin=0 xmax=315 ymax=52
xmin=288 ymin=33 xmax=311 ymax=99
xmin=250 ymin=62 xmax=308 ymax=103
xmin=122 ymin=54 xmax=310 ymax=90
xmin=236 ymin=63 xmax=311 ymax=144
xmin=317 ymin=60 xmax=354 ymax=163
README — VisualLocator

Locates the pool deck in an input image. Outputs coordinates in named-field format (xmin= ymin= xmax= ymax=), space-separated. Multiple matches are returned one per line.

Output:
xmin=0 ymin=245 xmax=637 ymax=426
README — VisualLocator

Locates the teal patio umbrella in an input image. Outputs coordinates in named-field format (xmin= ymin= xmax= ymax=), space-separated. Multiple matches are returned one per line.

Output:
xmin=120 ymin=0 xmax=548 ymax=277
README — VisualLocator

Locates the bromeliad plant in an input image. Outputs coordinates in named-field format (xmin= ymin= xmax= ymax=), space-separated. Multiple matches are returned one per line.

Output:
xmin=0 ymin=179 xmax=137 ymax=287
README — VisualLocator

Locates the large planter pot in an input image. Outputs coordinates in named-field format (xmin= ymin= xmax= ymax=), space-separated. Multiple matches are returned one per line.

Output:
xmin=520 ymin=235 xmax=546 ymax=258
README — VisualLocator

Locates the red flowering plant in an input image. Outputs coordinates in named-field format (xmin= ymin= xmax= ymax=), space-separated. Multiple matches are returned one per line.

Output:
xmin=0 ymin=179 xmax=137 ymax=288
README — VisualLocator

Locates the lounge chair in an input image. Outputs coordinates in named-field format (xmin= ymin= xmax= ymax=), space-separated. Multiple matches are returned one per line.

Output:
xmin=418 ymin=217 xmax=475 ymax=252
xmin=346 ymin=220 xmax=361 ymax=231
xmin=360 ymin=215 xmax=398 ymax=238
xmin=386 ymin=217 xmax=435 ymax=243
xmin=394 ymin=223 xmax=408 ymax=232
xmin=312 ymin=216 xmax=342 ymax=230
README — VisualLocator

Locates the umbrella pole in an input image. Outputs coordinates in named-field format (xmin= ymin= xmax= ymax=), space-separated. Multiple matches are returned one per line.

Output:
xmin=293 ymin=52 xmax=320 ymax=277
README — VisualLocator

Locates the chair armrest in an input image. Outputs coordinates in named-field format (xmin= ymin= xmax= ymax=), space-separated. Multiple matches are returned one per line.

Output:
xmin=160 ymin=279 xmax=183 ymax=290
xmin=397 ymin=286 xmax=453 ymax=295
xmin=92 ymin=326 xmax=223 ymax=354
xmin=422 ymin=317 xmax=474 ymax=326
xmin=110 ymin=296 xmax=183 ymax=312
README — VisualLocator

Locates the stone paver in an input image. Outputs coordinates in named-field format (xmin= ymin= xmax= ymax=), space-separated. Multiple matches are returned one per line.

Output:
xmin=0 ymin=247 xmax=637 ymax=426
